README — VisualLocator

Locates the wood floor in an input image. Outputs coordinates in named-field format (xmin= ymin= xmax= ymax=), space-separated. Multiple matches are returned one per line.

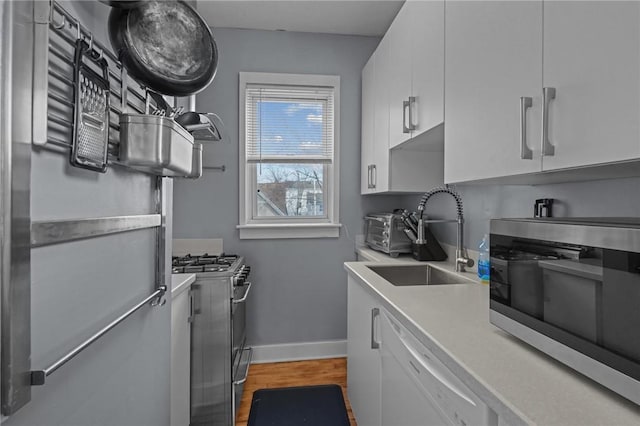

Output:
xmin=235 ymin=357 xmax=357 ymax=426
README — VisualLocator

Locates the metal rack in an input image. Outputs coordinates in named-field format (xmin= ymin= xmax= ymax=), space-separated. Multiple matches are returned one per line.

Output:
xmin=30 ymin=284 xmax=167 ymax=386
xmin=30 ymin=214 xmax=162 ymax=247
xmin=33 ymin=1 xmax=164 ymax=162
xmin=1 ymin=1 xmax=172 ymax=416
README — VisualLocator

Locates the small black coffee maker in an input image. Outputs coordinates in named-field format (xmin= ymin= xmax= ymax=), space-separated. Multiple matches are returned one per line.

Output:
xmin=534 ymin=198 xmax=554 ymax=218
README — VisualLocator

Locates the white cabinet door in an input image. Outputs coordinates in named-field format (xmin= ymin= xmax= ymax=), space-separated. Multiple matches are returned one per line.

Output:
xmin=541 ymin=1 xmax=640 ymax=170
xmin=409 ymin=0 xmax=444 ymax=138
xmin=371 ymin=40 xmax=390 ymax=193
xmin=444 ymin=1 xmax=543 ymax=183
xmin=387 ymin=4 xmax=413 ymax=149
xmin=347 ymin=277 xmax=381 ymax=426
xmin=361 ymin=1 xmax=445 ymax=192
xmin=361 ymin=55 xmax=375 ymax=194
xmin=171 ymin=289 xmax=191 ymax=426
xmin=388 ymin=1 xmax=445 ymax=148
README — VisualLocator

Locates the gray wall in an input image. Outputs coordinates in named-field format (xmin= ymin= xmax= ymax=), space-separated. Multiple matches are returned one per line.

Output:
xmin=172 ymin=28 xmax=402 ymax=346
xmin=399 ymin=176 xmax=640 ymax=252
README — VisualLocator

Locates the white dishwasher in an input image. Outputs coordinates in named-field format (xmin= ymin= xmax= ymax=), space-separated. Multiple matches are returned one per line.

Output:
xmin=380 ymin=309 xmax=497 ymax=426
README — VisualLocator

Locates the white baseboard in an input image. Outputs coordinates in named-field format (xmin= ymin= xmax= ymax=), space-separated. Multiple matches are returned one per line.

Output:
xmin=249 ymin=340 xmax=347 ymax=364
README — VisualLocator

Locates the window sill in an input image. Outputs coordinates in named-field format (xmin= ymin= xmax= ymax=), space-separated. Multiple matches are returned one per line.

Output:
xmin=237 ymin=223 xmax=342 ymax=239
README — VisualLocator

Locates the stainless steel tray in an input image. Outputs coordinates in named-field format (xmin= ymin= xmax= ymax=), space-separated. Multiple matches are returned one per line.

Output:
xmin=119 ymin=114 xmax=195 ymax=176
xmin=185 ymin=143 xmax=202 ymax=179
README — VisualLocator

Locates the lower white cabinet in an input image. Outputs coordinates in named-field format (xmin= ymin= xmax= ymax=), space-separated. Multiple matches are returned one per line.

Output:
xmin=347 ymin=276 xmax=381 ymax=426
xmin=171 ymin=286 xmax=192 ymax=426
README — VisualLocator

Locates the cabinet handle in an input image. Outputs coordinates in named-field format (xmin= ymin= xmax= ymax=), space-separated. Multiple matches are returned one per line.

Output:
xmin=541 ymin=87 xmax=556 ymax=156
xmin=371 ymin=307 xmax=380 ymax=349
xmin=188 ymin=289 xmax=195 ymax=323
xmin=402 ymin=100 xmax=411 ymax=134
xmin=366 ymin=165 xmax=369 ymax=189
xmin=372 ymin=164 xmax=377 ymax=189
xmin=520 ymin=96 xmax=533 ymax=159
xmin=408 ymin=96 xmax=416 ymax=131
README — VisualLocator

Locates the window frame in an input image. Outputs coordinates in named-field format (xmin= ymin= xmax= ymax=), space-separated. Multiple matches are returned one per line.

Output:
xmin=238 ymin=72 xmax=341 ymax=239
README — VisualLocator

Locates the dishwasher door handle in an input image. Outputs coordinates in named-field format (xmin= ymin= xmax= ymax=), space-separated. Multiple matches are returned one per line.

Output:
xmin=383 ymin=310 xmax=477 ymax=407
xmin=400 ymin=334 xmax=476 ymax=407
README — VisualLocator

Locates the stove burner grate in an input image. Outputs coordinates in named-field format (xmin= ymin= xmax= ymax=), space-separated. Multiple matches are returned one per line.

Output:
xmin=171 ymin=253 xmax=239 ymax=273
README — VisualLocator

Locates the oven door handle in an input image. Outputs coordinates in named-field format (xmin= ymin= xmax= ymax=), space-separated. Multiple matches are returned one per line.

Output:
xmin=233 ymin=282 xmax=252 ymax=304
xmin=232 ymin=347 xmax=253 ymax=385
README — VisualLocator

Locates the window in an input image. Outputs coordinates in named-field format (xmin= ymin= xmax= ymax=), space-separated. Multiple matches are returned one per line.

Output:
xmin=238 ymin=72 xmax=341 ymax=239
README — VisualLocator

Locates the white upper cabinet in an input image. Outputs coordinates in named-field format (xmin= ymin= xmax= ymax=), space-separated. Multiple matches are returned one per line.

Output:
xmin=388 ymin=0 xmax=445 ymax=149
xmin=372 ymin=40 xmax=391 ymax=193
xmin=541 ymin=1 xmax=640 ymax=171
xmin=445 ymin=1 xmax=543 ymax=183
xmin=361 ymin=54 xmax=375 ymax=194
xmin=387 ymin=4 xmax=414 ymax=148
xmin=409 ymin=0 xmax=444 ymax=140
xmin=360 ymin=0 xmax=445 ymax=194
xmin=445 ymin=0 xmax=640 ymax=184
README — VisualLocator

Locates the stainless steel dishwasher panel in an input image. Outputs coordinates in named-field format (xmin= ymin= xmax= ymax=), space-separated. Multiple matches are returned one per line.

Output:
xmin=190 ymin=277 xmax=232 ymax=425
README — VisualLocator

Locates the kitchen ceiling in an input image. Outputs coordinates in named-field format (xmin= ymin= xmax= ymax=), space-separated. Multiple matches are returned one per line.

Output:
xmin=196 ymin=0 xmax=405 ymax=37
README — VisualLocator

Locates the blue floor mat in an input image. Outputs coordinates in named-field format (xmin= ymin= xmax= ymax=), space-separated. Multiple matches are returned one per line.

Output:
xmin=247 ymin=384 xmax=350 ymax=426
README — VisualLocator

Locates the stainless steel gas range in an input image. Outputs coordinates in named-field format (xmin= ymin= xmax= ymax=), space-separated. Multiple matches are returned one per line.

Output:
xmin=172 ymin=253 xmax=253 ymax=425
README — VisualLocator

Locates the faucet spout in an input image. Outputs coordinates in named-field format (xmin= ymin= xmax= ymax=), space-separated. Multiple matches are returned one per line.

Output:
xmin=417 ymin=187 xmax=474 ymax=273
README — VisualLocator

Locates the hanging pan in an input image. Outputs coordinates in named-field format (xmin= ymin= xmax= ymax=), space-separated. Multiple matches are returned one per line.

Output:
xmin=98 ymin=1 xmax=144 ymax=9
xmin=107 ymin=0 xmax=218 ymax=97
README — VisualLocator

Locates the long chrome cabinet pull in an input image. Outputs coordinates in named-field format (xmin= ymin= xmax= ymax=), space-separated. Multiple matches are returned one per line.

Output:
xmin=372 ymin=165 xmax=377 ymax=189
xmin=541 ymin=87 xmax=556 ymax=156
xmin=367 ymin=165 xmax=372 ymax=189
xmin=371 ymin=307 xmax=380 ymax=349
xmin=402 ymin=100 xmax=411 ymax=133
xmin=520 ymin=97 xmax=533 ymax=159
xmin=188 ymin=289 xmax=195 ymax=323
xmin=408 ymin=96 xmax=416 ymax=131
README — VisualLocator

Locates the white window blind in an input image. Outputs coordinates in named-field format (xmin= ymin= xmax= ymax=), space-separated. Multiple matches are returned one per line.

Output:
xmin=245 ymin=84 xmax=335 ymax=163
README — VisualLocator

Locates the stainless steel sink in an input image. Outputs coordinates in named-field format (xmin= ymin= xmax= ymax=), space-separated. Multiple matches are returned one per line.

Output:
xmin=367 ymin=265 xmax=470 ymax=286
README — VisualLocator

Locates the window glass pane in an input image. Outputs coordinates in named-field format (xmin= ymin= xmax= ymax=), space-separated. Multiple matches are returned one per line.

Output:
xmin=254 ymin=164 xmax=325 ymax=218
xmin=248 ymin=99 xmax=328 ymax=160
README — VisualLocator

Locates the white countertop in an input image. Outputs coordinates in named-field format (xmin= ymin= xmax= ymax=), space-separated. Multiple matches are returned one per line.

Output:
xmin=345 ymin=252 xmax=640 ymax=426
xmin=171 ymin=273 xmax=196 ymax=298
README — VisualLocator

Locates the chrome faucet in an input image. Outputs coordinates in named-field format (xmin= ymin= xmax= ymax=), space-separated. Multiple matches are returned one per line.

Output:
xmin=417 ymin=187 xmax=474 ymax=272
